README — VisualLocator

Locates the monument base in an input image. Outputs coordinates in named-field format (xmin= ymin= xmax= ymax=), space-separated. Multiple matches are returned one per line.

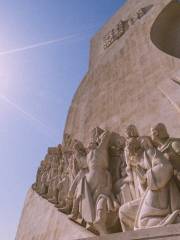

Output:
xmin=15 ymin=188 xmax=95 ymax=240
xmin=84 ymin=224 xmax=180 ymax=240
xmin=16 ymin=189 xmax=180 ymax=240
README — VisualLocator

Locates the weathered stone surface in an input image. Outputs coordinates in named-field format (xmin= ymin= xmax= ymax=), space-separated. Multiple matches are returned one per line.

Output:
xmin=151 ymin=0 xmax=180 ymax=59
xmin=78 ymin=223 xmax=180 ymax=240
xmin=17 ymin=189 xmax=180 ymax=240
xmin=64 ymin=0 xmax=180 ymax=146
xmin=16 ymin=189 xmax=95 ymax=240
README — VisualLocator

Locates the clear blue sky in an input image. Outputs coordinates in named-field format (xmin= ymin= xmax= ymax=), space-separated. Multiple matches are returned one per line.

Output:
xmin=0 ymin=1 xmax=125 ymax=239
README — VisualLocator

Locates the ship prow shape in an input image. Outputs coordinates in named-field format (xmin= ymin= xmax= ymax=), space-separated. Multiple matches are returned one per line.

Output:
xmin=16 ymin=189 xmax=95 ymax=240
xmin=16 ymin=189 xmax=180 ymax=240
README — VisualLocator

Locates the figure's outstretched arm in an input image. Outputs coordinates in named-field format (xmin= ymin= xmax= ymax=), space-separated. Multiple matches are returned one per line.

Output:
xmin=98 ymin=130 xmax=111 ymax=150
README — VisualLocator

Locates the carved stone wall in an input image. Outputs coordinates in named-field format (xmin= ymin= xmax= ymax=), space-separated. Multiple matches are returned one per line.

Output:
xmin=64 ymin=0 xmax=180 ymax=145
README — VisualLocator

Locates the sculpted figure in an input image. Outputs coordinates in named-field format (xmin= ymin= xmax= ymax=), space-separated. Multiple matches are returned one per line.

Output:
xmin=38 ymin=147 xmax=59 ymax=198
xmin=33 ymin=148 xmax=58 ymax=195
xmin=59 ymin=134 xmax=75 ymax=185
xmin=56 ymin=134 xmax=75 ymax=207
xmin=123 ymin=125 xmax=141 ymax=201
xmin=62 ymin=133 xmax=75 ymax=154
xmin=57 ymin=137 xmax=87 ymax=211
xmin=151 ymin=123 xmax=180 ymax=186
xmin=119 ymin=137 xmax=146 ymax=232
xmin=32 ymin=160 xmax=45 ymax=192
xmin=48 ymin=162 xmax=64 ymax=204
xmin=33 ymin=123 xmax=180 ymax=235
xmin=47 ymin=148 xmax=64 ymax=204
xmin=71 ymin=130 xmax=119 ymax=234
xmin=56 ymin=156 xmax=72 ymax=208
xmin=60 ymin=140 xmax=88 ymax=215
xmin=56 ymin=168 xmax=69 ymax=208
xmin=119 ymin=137 xmax=180 ymax=231
xmin=108 ymin=133 xmax=127 ymax=203
xmin=45 ymin=147 xmax=61 ymax=201
xmin=135 ymin=137 xmax=180 ymax=229
xmin=85 ymin=130 xmax=112 ymax=232
xmin=39 ymin=159 xmax=51 ymax=197
xmin=108 ymin=133 xmax=126 ymax=185
xmin=47 ymin=166 xmax=59 ymax=201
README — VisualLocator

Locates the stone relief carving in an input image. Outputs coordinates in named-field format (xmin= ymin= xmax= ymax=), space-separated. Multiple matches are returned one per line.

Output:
xmin=103 ymin=5 xmax=153 ymax=49
xmin=119 ymin=136 xmax=180 ymax=231
xmin=103 ymin=20 xmax=129 ymax=49
xmin=33 ymin=123 xmax=180 ymax=235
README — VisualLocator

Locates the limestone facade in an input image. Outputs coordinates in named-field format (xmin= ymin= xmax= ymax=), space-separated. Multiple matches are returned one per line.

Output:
xmin=64 ymin=0 xmax=180 ymax=145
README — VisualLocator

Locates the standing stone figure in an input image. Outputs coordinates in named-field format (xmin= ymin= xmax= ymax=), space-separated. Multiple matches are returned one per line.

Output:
xmin=151 ymin=123 xmax=180 ymax=187
xmin=60 ymin=140 xmax=88 ymax=216
xmin=56 ymin=134 xmax=75 ymax=208
xmin=49 ymin=160 xmax=64 ymax=204
xmin=123 ymin=125 xmax=141 ymax=202
xmin=108 ymin=133 xmax=127 ymax=204
xmin=108 ymin=133 xmax=126 ymax=185
xmin=39 ymin=158 xmax=51 ymax=197
xmin=45 ymin=148 xmax=60 ymax=201
xmin=72 ymin=130 xmax=119 ymax=234
xmin=32 ymin=160 xmax=45 ymax=192
xmin=119 ymin=137 xmax=146 ymax=232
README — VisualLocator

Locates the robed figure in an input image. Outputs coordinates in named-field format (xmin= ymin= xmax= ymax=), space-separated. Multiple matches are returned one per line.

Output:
xmin=119 ymin=137 xmax=180 ymax=231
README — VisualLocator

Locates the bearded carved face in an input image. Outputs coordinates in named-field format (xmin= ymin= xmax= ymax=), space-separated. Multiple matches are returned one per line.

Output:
xmin=126 ymin=125 xmax=139 ymax=139
xmin=151 ymin=123 xmax=169 ymax=145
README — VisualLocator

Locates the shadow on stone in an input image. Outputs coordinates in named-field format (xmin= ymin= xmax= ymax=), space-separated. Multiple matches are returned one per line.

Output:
xmin=151 ymin=0 xmax=180 ymax=59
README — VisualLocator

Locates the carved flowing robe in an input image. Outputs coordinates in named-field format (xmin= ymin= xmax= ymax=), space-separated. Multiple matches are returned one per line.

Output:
xmin=121 ymin=148 xmax=145 ymax=205
xmin=135 ymin=148 xmax=180 ymax=229
xmin=158 ymin=138 xmax=180 ymax=171
xmin=75 ymin=131 xmax=117 ymax=228
xmin=119 ymin=148 xmax=180 ymax=231
xmin=80 ymin=160 xmax=113 ymax=222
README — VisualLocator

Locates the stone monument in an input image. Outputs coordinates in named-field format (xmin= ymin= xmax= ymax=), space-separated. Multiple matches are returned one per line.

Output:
xmin=16 ymin=1 xmax=180 ymax=240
